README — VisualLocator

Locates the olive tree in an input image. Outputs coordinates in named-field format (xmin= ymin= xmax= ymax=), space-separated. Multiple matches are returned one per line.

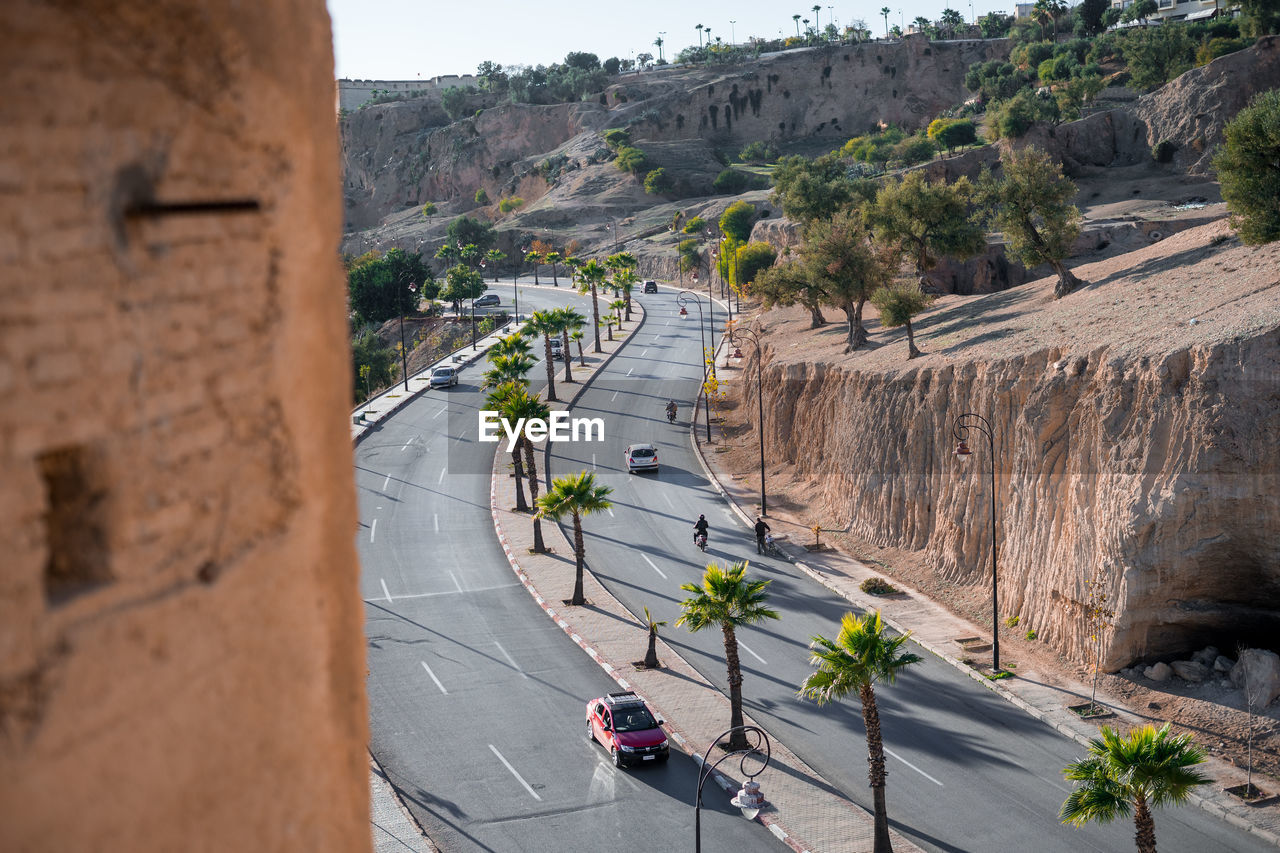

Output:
xmin=1214 ymin=88 xmax=1280 ymax=245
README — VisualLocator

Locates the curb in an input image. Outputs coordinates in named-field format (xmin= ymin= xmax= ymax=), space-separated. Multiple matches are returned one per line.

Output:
xmin=685 ymin=389 xmax=1280 ymax=851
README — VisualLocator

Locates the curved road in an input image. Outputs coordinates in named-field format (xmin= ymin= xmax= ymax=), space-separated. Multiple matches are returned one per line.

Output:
xmin=543 ymin=288 xmax=1273 ymax=853
xmin=356 ymin=282 xmax=776 ymax=853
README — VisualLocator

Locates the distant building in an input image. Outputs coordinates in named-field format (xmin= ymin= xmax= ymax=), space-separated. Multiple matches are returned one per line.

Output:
xmin=1015 ymin=2 xmax=1036 ymax=18
xmin=1109 ymin=0 xmax=1235 ymax=23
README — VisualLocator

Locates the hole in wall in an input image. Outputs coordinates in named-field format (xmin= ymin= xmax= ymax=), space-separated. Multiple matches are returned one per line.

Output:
xmin=38 ymin=445 xmax=112 ymax=605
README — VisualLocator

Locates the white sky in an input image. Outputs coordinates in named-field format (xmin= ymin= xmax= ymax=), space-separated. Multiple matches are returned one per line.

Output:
xmin=326 ymin=0 xmax=1011 ymax=81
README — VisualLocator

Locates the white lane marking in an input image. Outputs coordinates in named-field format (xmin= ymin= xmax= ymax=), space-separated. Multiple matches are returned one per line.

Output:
xmin=494 ymin=641 xmax=528 ymax=679
xmin=662 ymin=492 xmax=674 ymax=508
xmin=607 ymin=507 xmax=615 ymax=517
xmin=433 ymin=513 xmax=439 ymax=532
xmin=380 ymin=578 xmax=392 ymax=603
xmin=665 ymin=320 xmax=670 ymax=326
xmin=738 ymin=640 xmax=767 ymax=665
xmin=611 ymin=389 xmax=620 ymax=401
xmin=420 ymin=661 xmax=448 ymax=695
xmin=438 ymin=467 xmax=446 ymax=484
xmin=433 ymin=407 xmax=445 ymax=419
xmin=489 ymin=744 xmax=542 ymax=800
xmin=449 ymin=571 xmax=464 ymax=592
xmin=370 ymin=519 xmax=378 ymax=543
xmin=401 ymin=438 xmax=412 ymax=452
xmin=592 ymin=454 xmax=597 ymax=470
xmin=363 ymin=583 xmax=520 ymax=603
xmin=642 ymin=349 xmax=649 ymax=357
xmin=652 ymin=334 xmax=661 ymax=341
xmin=383 ymin=473 xmax=392 ymax=490
xmin=885 ymin=746 xmax=944 ymax=786
xmin=626 ymin=367 xmax=633 ymax=376
xmin=641 ymin=554 xmax=667 ymax=579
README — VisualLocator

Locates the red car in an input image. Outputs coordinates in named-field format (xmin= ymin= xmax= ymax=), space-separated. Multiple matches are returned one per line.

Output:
xmin=586 ymin=691 xmax=670 ymax=768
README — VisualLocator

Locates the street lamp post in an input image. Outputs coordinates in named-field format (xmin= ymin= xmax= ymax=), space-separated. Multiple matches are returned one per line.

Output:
xmin=952 ymin=412 xmax=1000 ymax=671
xmin=678 ymin=291 xmax=713 ymax=443
xmin=695 ymin=725 xmax=771 ymax=853
xmin=704 ymin=230 xmax=716 ymax=378
xmin=471 ymin=292 xmax=478 ymax=350
xmin=729 ymin=19 xmax=736 ymax=45
xmin=729 ymin=326 xmax=767 ymax=515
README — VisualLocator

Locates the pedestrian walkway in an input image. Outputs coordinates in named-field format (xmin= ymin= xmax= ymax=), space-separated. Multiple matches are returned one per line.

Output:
xmin=486 ymin=301 xmax=922 ymax=853
xmin=688 ymin=370 xmax=1280 ymax=849
xmin=370 ymin=754 xmax=438 ymax=853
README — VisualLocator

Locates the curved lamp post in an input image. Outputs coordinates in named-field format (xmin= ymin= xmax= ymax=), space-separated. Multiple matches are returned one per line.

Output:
xmin=729 ymin=325 xmax=767 ymax=516
xmin=677 ymin=291 xmax=713 ymax=443
xmin=952 ymin=412 xmax=1000 ymax=671
xmin=695 ymin=725 xmax=771 ymax=853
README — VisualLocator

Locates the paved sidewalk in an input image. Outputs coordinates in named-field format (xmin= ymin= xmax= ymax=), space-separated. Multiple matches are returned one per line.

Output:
xmin=486 ymin=301 xmax=923 ymax=853
xmin=690 ymin=365 xmax=1280 ymax=849
xmin=370 ymin=755 xmax=438 ymax=853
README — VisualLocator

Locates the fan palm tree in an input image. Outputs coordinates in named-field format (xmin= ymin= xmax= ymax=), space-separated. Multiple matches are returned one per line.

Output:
xmin=483 ymin=248 xmax=506 ymax=281
xmin=813 ymin=4 xmax=822 ymax=33
xmin=609 ymin=299 xmax=626 ymax=328
xmin=913 ymin=15 xmax=932 ymax=35
xmin=1060 ymin=724 xmax=1210 ymax=853
xmin=569 ymin=329 xmax=586 ymax=366
xmin=798 ymin=611 xmax=923 ymax=853
xmin=605 ymin=251 xmax=639 ymax=320
xmin=482 ymin=353 xmax=535 ymax=389
xmin=642 ymin=606 xmax=667 ymax=668
xmin=677 ymin=561 xmax=779 ymax=750
xmin=577 ymin=258 xmax=609 ymax=352
xmin=696 ymin=23 xmax=704 ymax=47
xmin=494 ymin=383 xmax=551 ymax=545
xmin=524 ymin=249 xmax=542 ymax=285
xmin=525 ymin=309 xmax=560 ymax=401
xmin=544 ymin=251 xmax=562 ymax=286
xmin=489 ymin=331 xmax=533 ymax=361
xmin=485 ymin=381 xmax=530 ymax=512
xmin=793 ymin=13 xmax=802 ymax=37
xmin=600 ymin=315 xmax=615 ymax=342
xmin=881 ymin=6 xmax=891 ymax=37
xmin=553 ymin=306 xmax=585 ymax=384
xmin=534 ymin=471 xmax=613 ymax=605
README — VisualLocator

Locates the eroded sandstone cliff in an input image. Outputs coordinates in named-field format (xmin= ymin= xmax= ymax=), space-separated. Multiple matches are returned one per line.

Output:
xmin=741 ymin=222 xmax=1280 ymax=669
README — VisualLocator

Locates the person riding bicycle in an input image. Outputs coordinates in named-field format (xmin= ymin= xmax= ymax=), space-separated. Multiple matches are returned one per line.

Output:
xmin=754 ymin=516 xmax=771 ymax=555
xmin=693 ymin=513 xmax=709 ymax=545
xmin=665 ymin=400 xmax=677 ymax=421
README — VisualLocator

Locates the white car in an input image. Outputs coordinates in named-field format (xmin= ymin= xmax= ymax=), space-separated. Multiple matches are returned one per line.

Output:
xmin=625 ymin=443 xmax=658 ymax=473
xmin=548 ymin=337 xmax=564 ymax=360
xmin=429 ymin=366 xmax=459 ymax=388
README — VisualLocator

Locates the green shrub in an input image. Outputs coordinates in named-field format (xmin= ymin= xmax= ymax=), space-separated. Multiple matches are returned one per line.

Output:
xmin=889 ymin=134 xmax=937 ymax=166
xmin=498 ymin=196 xmax=525 ymax=213
xmin=712 ymin=168 xmax=753 ymax=194
xmin=643 ymin=167 xmax=674 ymax=194
xmin=1011 ymin=41 xmax=1054 ymax=71
xmin=1214 ymin=88 xmax=1280 ymax=245
xmin=860 ymin=577 xmax=900 ymax=595
xmin=614 ymin=145 xmax=649 ymax=174
xmin=683 ymin=216 xmax=706 ymax=234
xmin=739 ymin=140 xmax=779 ymax=163
xmin=474 ymin=188 xmax=490 ymax=205
xmin=603 ymin=128 xmax=632 ymax=150
xmin=1196 ymin=37 xmax=1250 ymax=66
xmin=1151 ymin=140 xmax=1176 ymax=164
xmin=421 ymin=202 xmax=437 ymax=217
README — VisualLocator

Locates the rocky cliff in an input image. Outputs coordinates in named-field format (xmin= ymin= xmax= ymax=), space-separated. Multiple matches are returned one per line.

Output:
xmin=742 ymin=221 xmax=1280 ymax=670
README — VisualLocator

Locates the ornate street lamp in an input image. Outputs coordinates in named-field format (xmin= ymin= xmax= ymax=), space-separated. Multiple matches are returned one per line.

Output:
xmin=695 ymin=725 xmax=771 ymax=853
xmin=952 ymin=412 xmax=1001 ymax=671
xmin=729 ymin=325 xmax=767 ymax=515
xmin=678 ymin=291 xmax=713 ymax=443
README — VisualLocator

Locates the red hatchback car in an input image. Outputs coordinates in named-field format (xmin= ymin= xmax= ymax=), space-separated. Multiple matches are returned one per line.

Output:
xmin=586 ymin=691 xmax=670 ymax=768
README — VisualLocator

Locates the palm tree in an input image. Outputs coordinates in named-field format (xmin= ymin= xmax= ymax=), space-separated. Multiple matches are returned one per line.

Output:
xmin=609 ymin=299 xmax=626 ymax=328
xmin=482 ymin=353 xmax=535 ymax=389
xmin=605 ymin=251 xmax=639 ymax=320
xmin=489 ymin=331 xmax=533 ymax=361
xmin=492 ymin=383 xmax=550 ymax=546
xmin=793 ymin=13 xmax=802 ymax=37
xmin=524 ymin=249 xmax=542 ymax=285
xmin=798 ymin=611 xmax=922 ymax=853
xmin=544 ymin=251 xmax=562 ymax=286
xmin=1060 ymin=724 xmax=1210 ymax=853
xmin=553 ymin=306 xmax=585 ymax=384
xmin=459 ymin=243 xmax=482 ymax=270
xmin=642 ymin=606 xmax=667 ymax=668
xmin=600 ymin=315 xmax=615 ymax=342
xmin=696 ymin=22 xmax=704 ymax=47
xmin=483 ymin=248 xmax=506 ymax=282
xmin=677 ymin=561 xmax=780 ymax=750
xmin=813 ymin=4 xmax=822 ymax=33
xmin=913 ymin=15 xmax=932 ymax=35
xmin=525 ymin=309 xmax=560 ymax=401
xmin=653 ymin=35 xmax=664 ymax=62
xmin=569 ymin=329 xmax=586 ymax=366
xmin=535 ymin=471 xmax=613 ymax=606
xmin=881 ymin=6 xmax=891 ymax=37
xmin=485 ymin=381 xmax=531 ymax=512
xmin=577 ymin=258 xmax=608 ymax=353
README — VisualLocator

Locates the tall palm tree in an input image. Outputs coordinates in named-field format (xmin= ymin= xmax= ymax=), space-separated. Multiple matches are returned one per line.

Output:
xmin=677 ymin=561 xmax=779 ymax=750
xmin=913 ymin=15 xmax=932 ymax=35
xmin=485 ymin=381 xmax=531 ymax=512
xmin=482 ymin=353 xmax=535 ymax=389
xmin=577 ymin=258 xmax=609 ymax=353
xmin=653 ymin=36 xmax=664 ymax=62
xmin=696 ymin=23 xmax=704 ymax=47
xmin=793 ymin=13 xmax=802 ymax=37
xmin=544 ymin=251 xmax=562 ymax=286
xmin=524 ymin=249 xmax=542 ymax=285
xmin=553 ymin=306 xmax=585 ymax=384
xmin=813 ymin=4 xmax=822 ymax=33
xmin=569 ymin=329 xmax=586 ymax=366
xmin=881 ymin=6 xmax=891 ymax=37
xmin=606 ymin=251 xmax=639 ymax=320
xmin=609 ymin=299 xmax=626 ymax=327
xmin=535 ymin=471 xmax=613 ymax=605
xmin=483 ymin=248 xmax=506 ymax=281
xmin=525 ymin=309 xmax=560 ymax=401
xmin=492 ymin=383 xmax=550 ymax=546
xmin=1060 ymin=724 xmax=1210 ymax=853
xmin=798 ymin=611 xmax=922 ymax=853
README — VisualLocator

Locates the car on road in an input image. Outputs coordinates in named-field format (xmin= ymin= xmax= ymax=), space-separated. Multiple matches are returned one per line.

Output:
xmin=624 ymin=443 xmax=658 ymax=473
xmin=586 ymin=691 xmax=669 ymax=768
xmin=474 ymin=293 xmax=500 ymax=307
xmin=643 ymin=280 xmax=658 ymax=293
xmin=548 ymin=337 xmax=564 ymax=360
xmin=429 ymin=366 xmax=459 ymax=388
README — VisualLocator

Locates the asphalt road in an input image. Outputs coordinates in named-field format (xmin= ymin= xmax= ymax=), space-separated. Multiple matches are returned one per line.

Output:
xmin=543 ymin=289 xmax=1275 ymax=853
xmin=357 ymin=281 xmax=778 ymax=853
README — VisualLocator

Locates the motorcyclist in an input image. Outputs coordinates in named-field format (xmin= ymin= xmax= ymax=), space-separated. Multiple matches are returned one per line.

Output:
xmin=693 ymin=513 xmax=709 ymax=545
xmin=665 ymin=400 xmax=677 ymax=421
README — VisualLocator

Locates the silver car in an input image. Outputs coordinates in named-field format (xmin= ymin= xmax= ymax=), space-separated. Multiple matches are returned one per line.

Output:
xmin=625 ymin=443 xmax=659 ymax=473
xmin=429 ymin=366 xmax=459 ymax=388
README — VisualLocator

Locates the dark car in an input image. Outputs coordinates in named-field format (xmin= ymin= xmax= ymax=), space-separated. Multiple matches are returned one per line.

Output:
xmin=643 ymin=280 xmax=658 ymax=294
xmin=586 ymin=691 xmax=669 ymax=768
xmin=474 ymin=293 xmax=500 ymax=307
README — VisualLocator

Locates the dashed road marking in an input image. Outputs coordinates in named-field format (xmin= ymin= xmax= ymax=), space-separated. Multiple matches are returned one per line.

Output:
xmin=641 ymin=554 xmax=667 ymax=579
xmin=489 ymin=745 xmax=541 ymax=800
xmin=420 ymin=661 xmax=448 ymax=695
